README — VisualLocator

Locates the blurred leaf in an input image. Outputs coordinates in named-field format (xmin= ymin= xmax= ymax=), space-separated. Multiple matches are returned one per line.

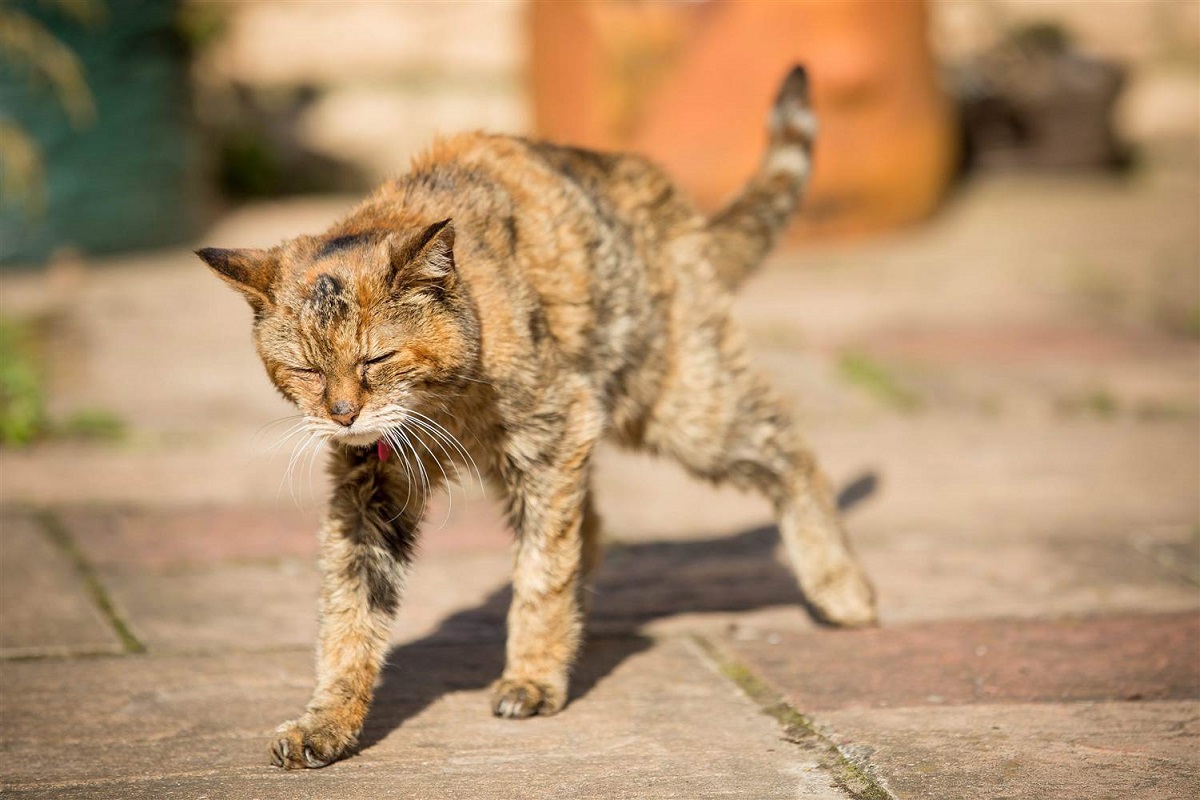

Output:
xmin=1056 ymin=386 xmax=1120 ymax=419
xmin=0 ymin=5 xmax=96 ymax=127
xmin=175 ymin=0 xmax=226 ymax=51
xmin=0 ymin=316 xmax=128 ymax=447
xmin=838 ymin=351 xmax=923 ymax=412
xmin=0 ymin=118 xmax=46 ymax=213
xmin=59 ymin=408 xmax=125 ymax=441
xmin=0 ymin=317 xmax=46 ymax=446
xmin=39 ymin=0 xmax=108 ymax=27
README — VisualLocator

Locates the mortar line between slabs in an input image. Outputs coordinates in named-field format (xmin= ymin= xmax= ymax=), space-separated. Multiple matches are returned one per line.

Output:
xmin=35 ymin=509 xmax=146 ymax=654
xmin=688 ymin=633 xmax=895 ymax=800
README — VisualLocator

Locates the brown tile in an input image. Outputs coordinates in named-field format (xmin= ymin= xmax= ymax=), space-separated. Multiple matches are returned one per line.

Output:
xmin=61 ymin=499 xmax=509 ymax=572
xmin=863 ymin=532 xmax=1200 ymax=624
xmin=821 ymin=701 xmax=1200 ymax=800
xmin=100 ymin=548 xmax=514 ymax=653
xmin=726 ymin=612 xmax=1200 ymax=712
xmin=61 ymin=507 xmax=321 ymax=569
xmin=103 ymin=561 xmax=320 ymax=652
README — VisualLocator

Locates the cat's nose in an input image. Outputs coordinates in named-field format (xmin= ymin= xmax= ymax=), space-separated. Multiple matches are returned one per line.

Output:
xmin=329 ymin=400 xmax=360 ymax=427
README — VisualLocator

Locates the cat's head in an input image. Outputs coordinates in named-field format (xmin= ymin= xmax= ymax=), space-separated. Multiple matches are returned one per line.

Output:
xmin=197 ymin=219 xmax=479 ymax=447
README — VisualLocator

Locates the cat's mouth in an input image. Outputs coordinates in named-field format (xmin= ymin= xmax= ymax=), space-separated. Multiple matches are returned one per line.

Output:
xmin=334 ymin=429 xmax=383 ymax=448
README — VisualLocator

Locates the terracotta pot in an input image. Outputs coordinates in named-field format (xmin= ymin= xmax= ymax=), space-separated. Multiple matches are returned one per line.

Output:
xmin=530 ymin=0 xmax=958 ymax=240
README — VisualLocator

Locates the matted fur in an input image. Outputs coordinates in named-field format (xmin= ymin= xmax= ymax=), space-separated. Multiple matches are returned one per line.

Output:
xmin=199 ymin=66 xmax=876 ymax=770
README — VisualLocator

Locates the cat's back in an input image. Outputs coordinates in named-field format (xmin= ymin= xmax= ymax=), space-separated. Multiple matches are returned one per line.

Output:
xmin=398 ymin=131 xmax=693 ymax=319
xmin=401 ymin=132 xmax=699 ymax=253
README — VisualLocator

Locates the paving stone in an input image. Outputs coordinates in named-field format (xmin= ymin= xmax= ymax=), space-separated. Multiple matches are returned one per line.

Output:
xmin=52 ymin=502 xmax=513 ymax=654
xmin=0 ymin=639 xmax=850 ymax=799
xmin=806 ymin=419 xmax=1200 ymax=547
xmin=588 ymin=524 xmax=1199 ymax=635
xmin=88 ymin=507 xmax=1198 ymax=655
xmin=60 ymin=507 xmax=322 ymax=569
xmin=391 ymin=551 xmax=511 ymax=645
xmin=102 ymin=560 xmax=320 ymax=652
xmin=724 ymin=612 xmax=1200 ymax=713
xmin=0 ymin=446 xmax=311 ymax=508
xmin=862 ymin=529 xmax=1200 ymax=624
xmin=0 ymin=513 xmax=122 ymax=657
xmin=1132 ymin=525 xmax=1200 ymax=585
xmin=819 ymin=701 xmax=1200 ymax=800
xmin=61 ymin=500 xmax=508 ymax=572
xmin=99 ymin=553 xmax=515 ymax=654
xmin=589 ymin=524 xmax=809 ymax=635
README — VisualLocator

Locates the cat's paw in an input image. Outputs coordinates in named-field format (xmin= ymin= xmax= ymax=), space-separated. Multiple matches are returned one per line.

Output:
xmin=269 ymin=714 xmax=358 ymax=769
xmin=806 ymin=565 xmax=878 ymax=628
xmin=491 ymin=677 xmax=566 ymax=719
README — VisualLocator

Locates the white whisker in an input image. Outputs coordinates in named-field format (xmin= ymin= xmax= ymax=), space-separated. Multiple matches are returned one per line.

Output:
xmin=302 ymin=433 xmax=329 ymax=504
xmin=261 ymin=421 xmax=311 ymax=455
xmin=382 ymin=428 xmax=415 ymax=517
xmin=251 ymin=412 xmax=310 ymax=455
xmin=405 ymin=420 xmax=454 ymax=529
xmin=279 ymin=426 xmax=329 ymax=509
xmin=289 ymin=434 xmax=323 ymax=507
xmin=405 ymin=415 xmax=465 ymax=486
xmin=278 ymin=431 xmax=315 ymax=507
xmin=403 ymin=408 xmax=485 ymax=496
xmin=390 ymin=426 xmax=430 ymax=523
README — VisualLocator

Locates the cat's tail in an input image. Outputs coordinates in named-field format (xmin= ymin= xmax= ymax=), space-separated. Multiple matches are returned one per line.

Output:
xmin=707 ymin=65 xmax=816 ymax=290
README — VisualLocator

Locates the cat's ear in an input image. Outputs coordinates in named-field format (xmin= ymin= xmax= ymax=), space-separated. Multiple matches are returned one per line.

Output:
xmin=196 ymin=247 xmax=278 ymax=312
xmin=387 ymin=219 xmax=456 ymax=293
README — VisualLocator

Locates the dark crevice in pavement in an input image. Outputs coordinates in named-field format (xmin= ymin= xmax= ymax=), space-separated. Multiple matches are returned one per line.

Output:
xmin=35 ymin=509 xmax=146 ymax=654
xmin=1 ymin=647 xmax=134 ymax=663
xmin=689 ymin=633 xmax=895 ymax=800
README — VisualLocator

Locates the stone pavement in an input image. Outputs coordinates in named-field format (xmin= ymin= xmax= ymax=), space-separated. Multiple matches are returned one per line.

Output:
xmin=2 ymin=142 xmax=1199 ymax=797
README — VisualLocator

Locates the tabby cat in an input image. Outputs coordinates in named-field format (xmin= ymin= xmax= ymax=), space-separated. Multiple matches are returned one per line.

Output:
xmin=198 ymin=66 xmax=876 ymax=770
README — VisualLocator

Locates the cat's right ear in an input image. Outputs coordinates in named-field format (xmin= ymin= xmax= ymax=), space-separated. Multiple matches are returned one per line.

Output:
xmin=195 ymin=248 xmax=278 ymax=313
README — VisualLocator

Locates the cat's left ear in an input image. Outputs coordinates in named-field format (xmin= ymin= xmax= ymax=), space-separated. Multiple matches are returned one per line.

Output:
xmin=387 ymin=219 xmax=456 ymax=293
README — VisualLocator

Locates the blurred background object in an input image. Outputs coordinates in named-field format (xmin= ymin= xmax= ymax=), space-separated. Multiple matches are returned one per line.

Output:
xmin=954 ymin=21 xmax=1129 ymax=171
xmin=188 ymin=0 xmax=526 ymax=202
xmin=2 ymin=0 xmax=1195 ymax=268
xmin=530 ymin=0 xmax=958 ymax=238
xmin=0 ymin=0 xmax=204 ymax=265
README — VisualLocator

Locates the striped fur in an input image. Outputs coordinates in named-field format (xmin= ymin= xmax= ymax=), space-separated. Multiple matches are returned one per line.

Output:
xmin=199 ymin=66 xmax=876 ymax=770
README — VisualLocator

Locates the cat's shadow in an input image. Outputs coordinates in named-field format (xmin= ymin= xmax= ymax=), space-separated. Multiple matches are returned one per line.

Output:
xmin=358 ymin=473 xmax=878 ymax=752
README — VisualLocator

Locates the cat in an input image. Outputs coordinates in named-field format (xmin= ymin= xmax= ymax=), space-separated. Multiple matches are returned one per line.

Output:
xmin=198 ymin=66 xmax=876 ymax=770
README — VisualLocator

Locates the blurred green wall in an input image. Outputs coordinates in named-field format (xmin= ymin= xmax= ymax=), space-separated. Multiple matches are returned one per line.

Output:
xmin=0 ymin=0 xmax=202 ymax=267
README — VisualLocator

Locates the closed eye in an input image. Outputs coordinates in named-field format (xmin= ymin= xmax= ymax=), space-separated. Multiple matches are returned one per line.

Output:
xmin=363 ymin=352 xmax=396 ymax=366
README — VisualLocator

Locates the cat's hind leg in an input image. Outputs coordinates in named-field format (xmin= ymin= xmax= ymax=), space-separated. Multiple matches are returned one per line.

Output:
xmin=642 ymin=309 xmax=877 ymax=627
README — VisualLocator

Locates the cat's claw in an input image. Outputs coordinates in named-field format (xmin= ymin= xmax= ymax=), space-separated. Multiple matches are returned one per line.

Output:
xmin=269 ymin=716 xmax=356 ymax=769
xmin=491 ymin=677 xmax=565 ymax=719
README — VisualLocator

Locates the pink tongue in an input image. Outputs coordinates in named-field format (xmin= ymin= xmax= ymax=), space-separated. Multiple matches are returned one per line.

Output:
xmin=376 ymin=440 xmax=391 ymax=461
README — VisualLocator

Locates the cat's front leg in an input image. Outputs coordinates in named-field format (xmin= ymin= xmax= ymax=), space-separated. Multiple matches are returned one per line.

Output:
xmin=271 ymin=455 xmax=420 ymax=769
xmin=492 ymin=400 xmax=602 ymax=719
